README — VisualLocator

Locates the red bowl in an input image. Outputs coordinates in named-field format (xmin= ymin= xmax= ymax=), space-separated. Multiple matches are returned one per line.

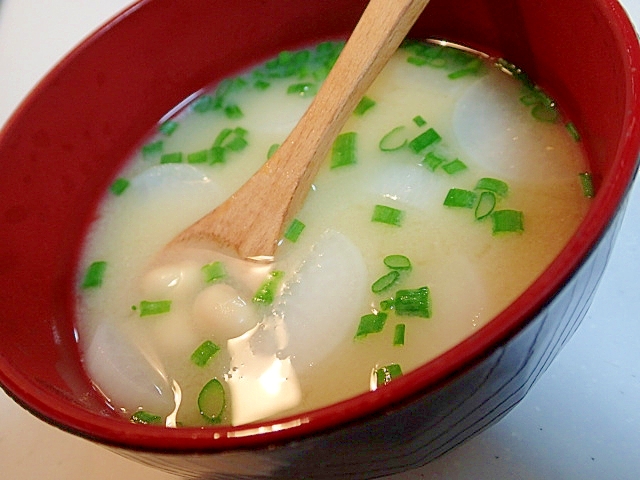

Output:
xmin=1 ymin=0 xmax=639 ymax=478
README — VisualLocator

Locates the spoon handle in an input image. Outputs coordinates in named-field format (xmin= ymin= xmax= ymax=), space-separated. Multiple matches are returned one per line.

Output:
xmin=172 ymin=0 xmax=430 ymax=260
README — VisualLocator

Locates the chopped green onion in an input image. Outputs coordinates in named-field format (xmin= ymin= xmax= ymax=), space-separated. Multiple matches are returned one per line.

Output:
xmin=448 ymin=58 xmax=483 ymax=79
xmin=253 ymin=270 xmax=285 ymax=305
xmin=187 ymin=150 xmax=208 ymax=164
xmin=496 ymin=58 xmax=535 ymax=88
xmin=393 ymin=324 xmax=406 ymax=346
xmin=566 ymin=122 xmax=581 ymax=141
xmin=213 ymin=128 xmax=233 ymax=147
xmin=210 ymin=146 xmax=225 ymax=164
xmin=225 ymin=135 xmax=248 ymax=152
xmin=579 ymin=172 xmax=595 ymax=198
xmin=139 ymin=300 xmax=172 ymax=317
xmin=408 ymin=128 xmax=441 ymax=153
xmin=142 ymin=140 xmax=163 ymax=158
xmin=371 ymin=271 xmax=400 ymax=294
xmin=160 ymin=152 xmax=183 ymax=164
xmin=531 ymin=103 xmax=559 ymax=123
xmin=284 ymin=218 xmax=306 ymax=242
xmin=442 ymin=159 xmax=467 ymax=174
xmin=267 ymin=143 xmax=280 ymax=159
xmin=443 ymin=188 xmax=477 ymax=208
xmin=475 ymin=191 xmax=497 ymax=220
xmin=198 ymin=379 xmax=226 ymax=423
xmin=374 ymin=363 xmax=403 ymax=388
xmin=475 ymin=177 xmax=509 ymax=197
xmin=190 ymin=340 xmax=221 ymax=367
xmin=110 ymin=178 xmax=130 ymax=196
xmin=254 ymin=79 xmax=271 ymax=90
xmin=422 ymin=151 xmax=447 ymax=171
xmin=383 ymin=254 xmax=412 ymax=271
xmin=407 ymin=56 xmax=429 ymax=66
xmin=379 ymin=126 xmax=407 ymax=152
xmin=159 ymin=120 xmax=179 ymax=136
xmin=379 ymin=298 xmax=395 ymax=311
xmin=354 ymin=96 xmax=376 ymax=116
xmin=330 ymin=132 xmax=357 ymax=168
xmin=201 ymin=261 xmax=226 ymax=283
xmin=491 ymin=209 xmax=524 ymax=234
xmin=371 ymin=204 xmax=404 ymax=227
xmin=287 ymin=82 xmax=317 ymax=97
xmin=224 ymin=104 xmax=243 ymax=119
xmin=131 ymin=410 xmax=163 ymax=425
xmin=191 ymin=95 xmax=216 ymax=113
xmin=81 ymin=261 xmax=107 ymax=289
xmin=395 ymin=286 xmax=431 ymax=318
xmin=355 ymin=312 xmax=388 ymax=339
xmin=412 ymin=115 xmax=427 ymax=127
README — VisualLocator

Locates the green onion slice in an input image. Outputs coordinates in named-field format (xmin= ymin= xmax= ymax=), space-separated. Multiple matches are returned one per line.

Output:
xmin=284 ymin=218 xmax=306 ymax=243
xmin=371 ymin=271 xmax=400 ymax=294
xmin=442 ymin=159 xmax=467 ymax=174
xmin=579 ymin=172 xmax=595 ymax=198
xmin=198 ymin=379 xmax=226 ymax=423
xmin=253 ymin=270 xmax=285 ymax=305
xmin=201 ymin=261 xmax=226 ymax=283
xmin=408 ymin=128 xmax=441 ymax=153
xmin=142 ymin=140 xmax=163 ymax=158
xmin=395 ymin=286 xmax=431 ymax=318
xmin=287 ymin=82 xmax=317 ymax=97
xmin=330 ymin=132 xmax=357 ymax=169
xmin=422 ymin=151 xmax=447 ymax=171
xmin=187 ymin=150 xmax=208 ymax=164
xmin=393 ymin=324 xmax=406 ymax=346
xmin=191 ymin=340 xmax=221 ymax=367
xmin=371 ymin=205 xmax=405 ymax=226
xmin=412 ymin=115 xmax=427 ymax=127
xmin=191 ymin=95 xmax=216 ymax=113
xmin=355 ymin=312 xmax=388 ymax=339
xmin=354 ymin=96 xmax=376 ymax=116
xmin=491 ymin=209 xmax=524 ymax=234
xmin=267 ymin=143 xmax=280 ymax=159
xmin=224 ymin=104 xmax=244 ymax=119
xmin=566 ymin=122 xmax=581 ymax=141
xmin=475 ymin=177 xmax=509 ymax=197
xmin=81 ymin=261 xmax=107 ymax=289
xmin=379 ymin=126 xmax=407 ymax=152
xmin=131 ymin=410 xmax=163 ymax=425
xmin=443 ymin=188 xmax=477 ymax=208
xmin=110 ymin=178 xmax=130 ymax=196
xmin=475 ymin=191 xmax=497 ymax=220
xmin=383 ymin=254 xmax=412 ymax=271
xmin=159 ymin=120 xmax=179 ymax=136
xmin=531 ymin=103 xmax=559 ymax=123
xmin=160 ymin=152 xmax=183 ymax=164
xmin=139 ymin=300 xmax=172 ymax=317
xmin=374 ymin=363 xmax=403 ymax=388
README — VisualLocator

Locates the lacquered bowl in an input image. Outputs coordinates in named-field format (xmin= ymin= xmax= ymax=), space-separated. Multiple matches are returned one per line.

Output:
xmin=1 ymin=0 xmax=639 ymax=478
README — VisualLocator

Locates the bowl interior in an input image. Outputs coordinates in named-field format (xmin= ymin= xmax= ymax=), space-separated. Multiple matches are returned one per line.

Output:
xmin=0 ymin=0 xmax=638 ymax=450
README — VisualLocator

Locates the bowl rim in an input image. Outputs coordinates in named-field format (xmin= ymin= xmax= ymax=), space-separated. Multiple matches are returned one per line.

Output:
xmin=1 ymin=0 xmax=640 ymax=453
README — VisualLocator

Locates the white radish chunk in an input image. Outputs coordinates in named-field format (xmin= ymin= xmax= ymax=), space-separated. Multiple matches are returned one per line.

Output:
xmin=275 ymin=230 xmax=368 ymax=370
xmin=84 ymin=324 xmax=175 ymax=417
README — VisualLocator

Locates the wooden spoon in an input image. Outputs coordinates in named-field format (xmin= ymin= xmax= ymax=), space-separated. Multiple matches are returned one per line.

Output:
xmin=168 ymin=0 xmax=431 ymax=261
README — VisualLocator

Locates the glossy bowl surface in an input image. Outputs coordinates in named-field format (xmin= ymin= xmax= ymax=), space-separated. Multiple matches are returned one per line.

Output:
xmin=0 ymin=0 xmax=639 ymax=478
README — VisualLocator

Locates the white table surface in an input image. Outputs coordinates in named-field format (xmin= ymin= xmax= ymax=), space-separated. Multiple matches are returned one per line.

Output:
xmin=1 ymin=1 xmax=639 ymax=479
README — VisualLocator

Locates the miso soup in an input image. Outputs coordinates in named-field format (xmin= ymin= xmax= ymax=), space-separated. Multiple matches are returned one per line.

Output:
xmin=76 ymin=41 xmax=591 ymax=427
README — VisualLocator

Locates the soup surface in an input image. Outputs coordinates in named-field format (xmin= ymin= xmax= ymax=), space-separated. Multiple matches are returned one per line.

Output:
xmin=76 ymin=41 xmax=591 ymax=427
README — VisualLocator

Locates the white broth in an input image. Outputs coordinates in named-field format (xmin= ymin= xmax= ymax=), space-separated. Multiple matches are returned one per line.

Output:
xmin=76 ymin=41 xmax=591 ymax=427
